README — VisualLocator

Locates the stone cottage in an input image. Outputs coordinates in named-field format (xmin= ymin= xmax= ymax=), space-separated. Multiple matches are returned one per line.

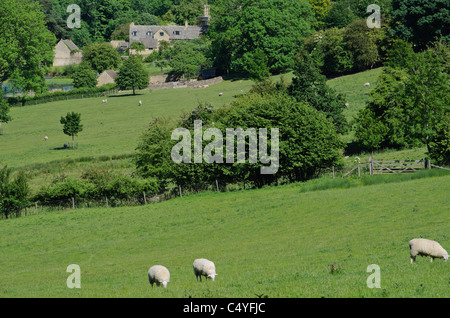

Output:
xmin=97 ymin=70 xmax=118 ymax=87
xmin=129 ymin=5 xmax=210 ymax=55
xmin=53 ymin=39 xmax=83 ymax=67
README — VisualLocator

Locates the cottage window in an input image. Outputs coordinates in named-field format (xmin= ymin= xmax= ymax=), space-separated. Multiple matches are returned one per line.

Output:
xmin=132 ymin=31 xmax=137 ymax=36
xmin=146 ymin=31 xmax=152 ymax=36
xmin=173 ymin=31 xmax=181 ymax=35
xmin=159 ymin=32 xmax=164 ymax=36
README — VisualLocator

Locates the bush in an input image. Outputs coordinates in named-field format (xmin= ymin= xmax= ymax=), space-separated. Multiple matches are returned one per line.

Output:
xmin=0 ymin=165 xmax=30 ymax=218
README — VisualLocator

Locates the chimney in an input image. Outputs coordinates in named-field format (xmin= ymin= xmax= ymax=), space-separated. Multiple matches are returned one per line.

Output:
xmin=185 ymin=20 xmax=188 ymax=28
xmin=204 ymin=4 xmax=210 ymax=17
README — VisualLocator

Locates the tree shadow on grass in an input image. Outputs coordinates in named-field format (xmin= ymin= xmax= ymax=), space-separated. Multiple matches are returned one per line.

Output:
xmin=108 ymin=93 xmax=145 ymax=98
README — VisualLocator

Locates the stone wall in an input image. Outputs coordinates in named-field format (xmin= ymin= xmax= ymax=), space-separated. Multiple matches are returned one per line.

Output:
xmin=148 ymin=76 xmax=223 ymax=90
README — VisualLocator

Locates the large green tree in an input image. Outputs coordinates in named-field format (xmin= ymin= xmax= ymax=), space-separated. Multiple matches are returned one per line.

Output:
xmin=289 ymin=53 xmax=349 ymax=134
xmin=0 ymin=0 xmax=56 ymax=94
xmin=82 ymin=42 xmax=121 ymax=74
xmin=210 ymin=0 xmax=315 ymax=75
xmin=353 ymin=43 xmax=450 ymax=154
xmin=115 ymin=56 xmax=149 ymax=94
xmin=72 ymin=63 xmax=98 ymax=88
xmin=390 ymin=0 xmax=450 ymax=50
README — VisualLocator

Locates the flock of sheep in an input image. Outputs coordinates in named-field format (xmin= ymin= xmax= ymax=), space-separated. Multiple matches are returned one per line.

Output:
xmin=148 ymin=258 xmax=217 ymax=288
xmin=147 ymin=239 xmax=447 ymax=289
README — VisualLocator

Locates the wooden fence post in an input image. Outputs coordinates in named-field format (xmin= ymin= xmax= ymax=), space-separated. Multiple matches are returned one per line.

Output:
xmin=179 ymin=185 xmax=183 ymax=198
xmin=35 ymin=202 xmax=38 ymax=215
xmin=216 ymin=180 xmax=219 ymax=192
xmin=143 ymin=192 xmax=147 ymax=205
xmin=332 ymin=166 xmax=335 ymax=179
xmin=106 ymin=196 xmax=109 ymax=207
xmin=358 ymin=164 xmax=360 ymax=177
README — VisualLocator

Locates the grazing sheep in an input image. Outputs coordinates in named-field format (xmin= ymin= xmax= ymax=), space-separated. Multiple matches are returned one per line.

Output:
xmin=193 ymin=258 xmax=218 ymax=282
xmin=345 ymin=103 xmax=349 ymax=108
xmin=139 ymin=100 xmax=142 ymax=106
xmin=44 ymin=136 xmax=48 ymax=141
xmin=148 ymin=265 xmax=170 ymax=288
xmin=219 ymin=92 xmax=223 ymax=96
xmin=409 ymin=238 xmax=448 ymax=264
xmin=364 ymin=82 xmax=370 ymax=87
xmin=102 ymin=99 xmax=108 ymax=103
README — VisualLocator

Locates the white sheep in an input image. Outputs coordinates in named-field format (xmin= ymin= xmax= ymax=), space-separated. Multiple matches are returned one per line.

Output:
xmin=193 ymin=258 xmax=218 ymax=282
xmin=148 ymin=265 xmax=170 ymax=288
xmin=364 ymin=82 xmax=370 ymax=87
xmin=44 ymin=136 xmax=48 ymax=141
xmin=139 ymin=100 xmax=142 ymax=106
xmin=102 ymin=99 xmax=108 ymax=103
xmin=219 ymin=92 xmax=223 ymax=96
xmin=409 ymin=238 xmax=448 ymax=264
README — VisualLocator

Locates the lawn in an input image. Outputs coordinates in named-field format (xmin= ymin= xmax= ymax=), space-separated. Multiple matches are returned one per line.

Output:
xmin=1 ymin=77 xmax=255 ymax=168
xmin=0 ymin=174 xmax=448 ymax=297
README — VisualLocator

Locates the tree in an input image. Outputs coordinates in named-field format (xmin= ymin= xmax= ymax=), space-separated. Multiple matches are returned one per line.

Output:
xmin=72 ymin=63 xmax=98 ymax=88
xmin=325 ymin=0 xmax=358 ymax=28
xmin=115 ymin=56 xmax=150 ymax=94
xmin=60 ymin=112 xmax=84 ymax=149
xmin=308 ymin=0 xmax=332 ymax=29
xmin=0 ymin=91 xmax=11 ymax=126
xmin=0 ymin=0 xmax=55 ymax=94
xmin=390 ymin=0 xmax=450 ymax=50
xmin=210 ymin=0 xmax=315 ymax=75
xmin=289 ymin=53 xmax=349 ymax=134
xmin=82 ymin=42 xmax=121 ymax=74
xmin=344 ymin=19 xmax=383 ymax=71
xmin=168 ymin=43 xmax=207 ymax=78
xmin=353 ymin=43 xmax=450 ymax=153
xmin=0 ymin=165 xmax=29 ymax=219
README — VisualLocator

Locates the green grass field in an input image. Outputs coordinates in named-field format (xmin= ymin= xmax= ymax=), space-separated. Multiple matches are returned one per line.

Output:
xmin=0 ymin=174 xmax=448 ymax=297
xmin=1 ymin=69 xmax=447 ymax=298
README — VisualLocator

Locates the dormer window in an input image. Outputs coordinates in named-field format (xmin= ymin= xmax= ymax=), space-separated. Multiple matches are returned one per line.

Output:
xmin=159 ymin=32 xmax=164 ymax=36
xmin=146 ymin=31 xmax=153 ymax=36
xmin=132 ymin=31 xmax=137 ymax=36
xmin=173 ymin=31 xmax=181 ymax=35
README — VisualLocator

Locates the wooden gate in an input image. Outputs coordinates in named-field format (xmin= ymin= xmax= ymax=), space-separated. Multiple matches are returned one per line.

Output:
xmin=371 ymin=159 xmax=425 ymax=174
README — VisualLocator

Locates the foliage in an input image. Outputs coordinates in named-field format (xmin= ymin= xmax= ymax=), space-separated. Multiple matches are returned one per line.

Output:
xmin=136 ymin=82 xmax=344 ymax=188
xmin=115 ymin=56 xmax=150 ymax=94
xmin=325 ymin=0 xmax=358 ymax=28
xmin=164 ymin=0 xmax=206 ymax=25
xmin=82 ymin=42 xmax=121 ymax=74
xmin=209 ymin=0 xmax=315 ymax=76
xmin=0 ymin=165 xmax=29 ymax=218
xmin=60 ymin=112 xmax=84 ymax=148
xmin=289 ymin=53 xmax=349 ymax=134
xmin=384 ymin=39 xmax=415 ymax=69
xmin=353 ymin=43 xmax=450 ymax=154
xmin=429 ymin=114 xmax=450 ymax=166
xmin=0 ymin=0 xmax=56 ymax=95
xmin=167 ymin=43 xmax=207 ymax=78
xmin=72 ymin=63 xmax=98 ymax=89
xmin=305 ymin=29 xmax=354 ymax=75
xmin=344 ymin=19 xmax=384 ymax=71
xmin=33 ymin=169 xmax=159 ymax=203
xmin=390 ymin=0 xmax=450 ymax=50
xmin=0 ymin=91 xmax=11 ymax=124
xmin=308 ymin=0 xmax=332 ymax=29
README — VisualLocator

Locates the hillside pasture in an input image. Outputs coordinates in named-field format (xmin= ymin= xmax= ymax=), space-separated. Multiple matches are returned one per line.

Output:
xmin=0 ymin=175 xmax=448 ymax=297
